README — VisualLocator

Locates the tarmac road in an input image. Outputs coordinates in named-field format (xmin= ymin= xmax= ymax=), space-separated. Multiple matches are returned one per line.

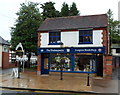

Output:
xmin=0 ymin=88 xmax=118 ymax=95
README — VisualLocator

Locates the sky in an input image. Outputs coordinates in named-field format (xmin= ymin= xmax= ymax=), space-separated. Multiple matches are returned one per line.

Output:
xmin=0 ymin=0 xmax=120 ymax=41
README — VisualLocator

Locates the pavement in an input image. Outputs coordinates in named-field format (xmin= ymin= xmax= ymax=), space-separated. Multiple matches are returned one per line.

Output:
xmin=0 ymin=68 xmax=119 ymax=94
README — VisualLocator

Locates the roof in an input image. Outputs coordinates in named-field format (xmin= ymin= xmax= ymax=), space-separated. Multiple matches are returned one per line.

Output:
xmin=38 ymin=14 xmax=108 ymax=32
xmin=0 ymin=36 xmax=9 ymax=45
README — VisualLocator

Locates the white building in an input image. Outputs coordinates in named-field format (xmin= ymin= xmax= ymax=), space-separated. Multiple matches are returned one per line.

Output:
xmin=37 ymin=14 xmax=112 ymax=77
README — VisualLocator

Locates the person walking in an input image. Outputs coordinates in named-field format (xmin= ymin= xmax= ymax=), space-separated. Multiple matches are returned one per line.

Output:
xmin=11 ymin=62 xmax=19 ymax=78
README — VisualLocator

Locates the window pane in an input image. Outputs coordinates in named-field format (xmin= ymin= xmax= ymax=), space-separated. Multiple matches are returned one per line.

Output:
xmin=84 ymin=30 xmax=92 ymax=35
xmin=79 ymin=36 xmax=83 ymax=42
xmin=49 ymin=33 xmax=52 ymax=37
xmin=49 ymin=32 xmax=61 ymax=44
xmin=49 ymin=37 xmax=52 ymax=43
xmin=84 ymin=36 xmax=92 ymax=42
xmin=53 ymin=37 xmax=56 ymax=43
xmin=74 ymin=55 xmax=95 ymax=72
xmin=79 ymin=31 xmax=83 ymax=36
xmin=53 ymin=33 xmax=56 ymax=36
xmin=50 ymin=54 xmax=71 ymax=71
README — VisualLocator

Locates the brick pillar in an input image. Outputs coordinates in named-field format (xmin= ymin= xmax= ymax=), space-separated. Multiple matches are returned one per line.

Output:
xmin=37 ymin=54 xmax=41 ymax=75
xmin=37 ymin=32 xmax=41 ymax=75
xmin=102 ymin=29 xmax=109 ymax=54
xmin=103 ymin=55 xmax=113 ymax=77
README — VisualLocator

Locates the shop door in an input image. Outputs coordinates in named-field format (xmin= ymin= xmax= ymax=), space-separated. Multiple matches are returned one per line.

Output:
xmin=96 ymin=55 xmax=103 ymax=77
xmin=41 ymin=54 xmax=50 ymax=74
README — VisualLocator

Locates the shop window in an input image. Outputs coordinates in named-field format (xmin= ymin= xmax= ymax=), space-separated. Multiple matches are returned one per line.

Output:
xmin=74 ymin=55 xmax=96 ymax=72
xmin=49 ymin=32 xmax=63 ymax=45
xmin=79 ymin=29 xmax=93 ymax=44
xmin=50 ymin=53 xmax=71 ymax=71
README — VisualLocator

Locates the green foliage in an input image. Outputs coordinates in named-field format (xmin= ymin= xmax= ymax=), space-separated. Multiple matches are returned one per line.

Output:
xmin=10 ymin=1 xmax=80 ymax=54
xmin=61 ymin=2 xmax=80 ymax=17
xmin=10 ymin=1 xmax=43 ymax=54
xmin=60 ymin=2 xmax=70 ymax=17
xmin=107 ymin=9 xmax=120 ymax=44
xmin=41 ymin=1 xmax=60 ymax=20
xmin=69 ymin=2 xmax=79 ymax=16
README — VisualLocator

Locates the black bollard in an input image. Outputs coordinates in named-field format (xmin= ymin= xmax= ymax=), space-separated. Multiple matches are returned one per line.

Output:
xmin=87 ymin=73 xmax=90 ymax=86
xmin=60 ymin=64 xmax=63 ymax=80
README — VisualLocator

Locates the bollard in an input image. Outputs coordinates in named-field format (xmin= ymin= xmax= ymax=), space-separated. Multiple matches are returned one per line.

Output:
xmin=87 ymin=73 xmax=90 ymax=86
xmin=60 ymin=64 xmax=63 ymax=80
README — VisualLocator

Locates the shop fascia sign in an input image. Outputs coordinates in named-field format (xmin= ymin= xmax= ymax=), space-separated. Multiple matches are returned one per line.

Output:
xmin=74 ymin=48 xmax=103 ymax=53
xmin=39 ymin=48 xmax=70 ymax=53
xmin=39 ymin=47 xmax=104 ymax=53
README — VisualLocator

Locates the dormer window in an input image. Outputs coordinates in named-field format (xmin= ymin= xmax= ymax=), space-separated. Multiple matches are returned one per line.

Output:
xmin=49 ymin=32 xmax=63 ymax=45
xmin=79 ymin=29 xmax=93 ymax=44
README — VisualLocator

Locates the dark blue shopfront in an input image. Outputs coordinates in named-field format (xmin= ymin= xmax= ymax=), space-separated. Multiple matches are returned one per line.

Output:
xmin=38 ymin=47 xmax=105 ymax=75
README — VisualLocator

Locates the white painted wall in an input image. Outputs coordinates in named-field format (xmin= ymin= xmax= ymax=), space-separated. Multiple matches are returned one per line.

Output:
xmin=41 ymin=33 xmax=49 ymax=47
xmin=40 ymin=30 xmax=103 ymax=48
xmin=0 ymin=45 xmax=2 ymax=67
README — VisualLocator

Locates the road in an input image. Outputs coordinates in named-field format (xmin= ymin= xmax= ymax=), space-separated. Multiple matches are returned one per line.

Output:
xmin=1 ymin=88 xmax=119 ymax=95
xmin=0 ymin=88 xmax=96 ymax=95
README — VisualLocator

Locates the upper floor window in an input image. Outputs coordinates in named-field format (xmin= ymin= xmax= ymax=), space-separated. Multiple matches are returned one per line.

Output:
xmin=49 ymin=32 xmax=63 ymax=45
xmin=79 ymin=29 xmax=93 ymax=44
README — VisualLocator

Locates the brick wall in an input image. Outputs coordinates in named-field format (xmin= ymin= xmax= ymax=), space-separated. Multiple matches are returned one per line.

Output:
xmin=2 ymin=52 xmax=9 ymax=69
xmin=103 ymin=55 xmax=113 ymax=77
xmin=102 ymin=29 xmax=109 ymax=54
xmin=37 ymin=32 xmax=41 ymax=74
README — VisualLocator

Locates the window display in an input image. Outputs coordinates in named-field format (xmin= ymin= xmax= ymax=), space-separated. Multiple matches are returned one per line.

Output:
xmin=50 ymin=53 xmax=71 ymax=71
xmin=74 ymin=54 xmax=96 ymax=72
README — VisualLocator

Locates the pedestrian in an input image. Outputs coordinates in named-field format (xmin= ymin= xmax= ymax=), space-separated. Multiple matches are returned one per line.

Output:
xmin=11 ymin=62 xmax=19 ymax=78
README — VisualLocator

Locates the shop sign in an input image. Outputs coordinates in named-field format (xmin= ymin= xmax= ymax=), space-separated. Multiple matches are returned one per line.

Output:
xmin=38 ymin=47 xmax=104 ymax=53
xmin=74 ymin=48 xmax=104 ymax=53
xmin=38 ymin=48 xmax=70 ymax=53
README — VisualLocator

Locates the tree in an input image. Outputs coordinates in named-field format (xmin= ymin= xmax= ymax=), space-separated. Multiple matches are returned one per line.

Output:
xmin=10 ymin=1 xmax=43 ymax=67
xmin=60 ymin=2 xmax=80 ymax=17
xmin=69 ymin=2 xmax=79 ymax=16
xmin=107 ymin=9 xmax=120 ymax=44
xmin=41 ymin=1 xmax=60 ymax=20
xmin=60 ymin=2 xmax=70 ymax=17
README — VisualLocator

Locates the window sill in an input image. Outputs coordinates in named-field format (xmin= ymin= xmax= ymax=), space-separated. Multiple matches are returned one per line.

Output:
xmin=78 ymin=42 xmax=93 ymax=44
xmin=48 ymin=43 xmax=63 ymax=45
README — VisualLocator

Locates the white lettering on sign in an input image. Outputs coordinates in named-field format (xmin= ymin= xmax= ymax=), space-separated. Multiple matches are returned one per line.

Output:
xmin=75 ymin=49 xmax=97 ymax=52
xmin=46 ymin=49 xmax=64 ymax=52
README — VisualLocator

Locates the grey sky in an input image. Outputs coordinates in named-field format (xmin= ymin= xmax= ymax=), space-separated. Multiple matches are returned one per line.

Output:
xmin=0 ymin=0 xmax=119 ymax=40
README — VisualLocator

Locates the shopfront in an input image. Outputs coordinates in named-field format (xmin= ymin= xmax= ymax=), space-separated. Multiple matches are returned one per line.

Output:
xmin=38 ymin=47 xmax=104 ymax=76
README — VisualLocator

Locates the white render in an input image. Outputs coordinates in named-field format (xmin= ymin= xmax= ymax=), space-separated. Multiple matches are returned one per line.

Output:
xmin=0 ymin=45 xmax=2 ymax=67
xmin=40 ymin=30 xmax=103 ymax=48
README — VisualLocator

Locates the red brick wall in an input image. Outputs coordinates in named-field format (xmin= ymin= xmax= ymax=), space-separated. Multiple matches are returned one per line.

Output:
xmin=103 ymin=55 xmax=113 ymax=77
xmin=102 ymin=29 xmax=109 ymax=54
xmin=2 ymin=52 xmax=9 ymax=69
xmin=37 ymin=32 xmax=41 ymax=74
